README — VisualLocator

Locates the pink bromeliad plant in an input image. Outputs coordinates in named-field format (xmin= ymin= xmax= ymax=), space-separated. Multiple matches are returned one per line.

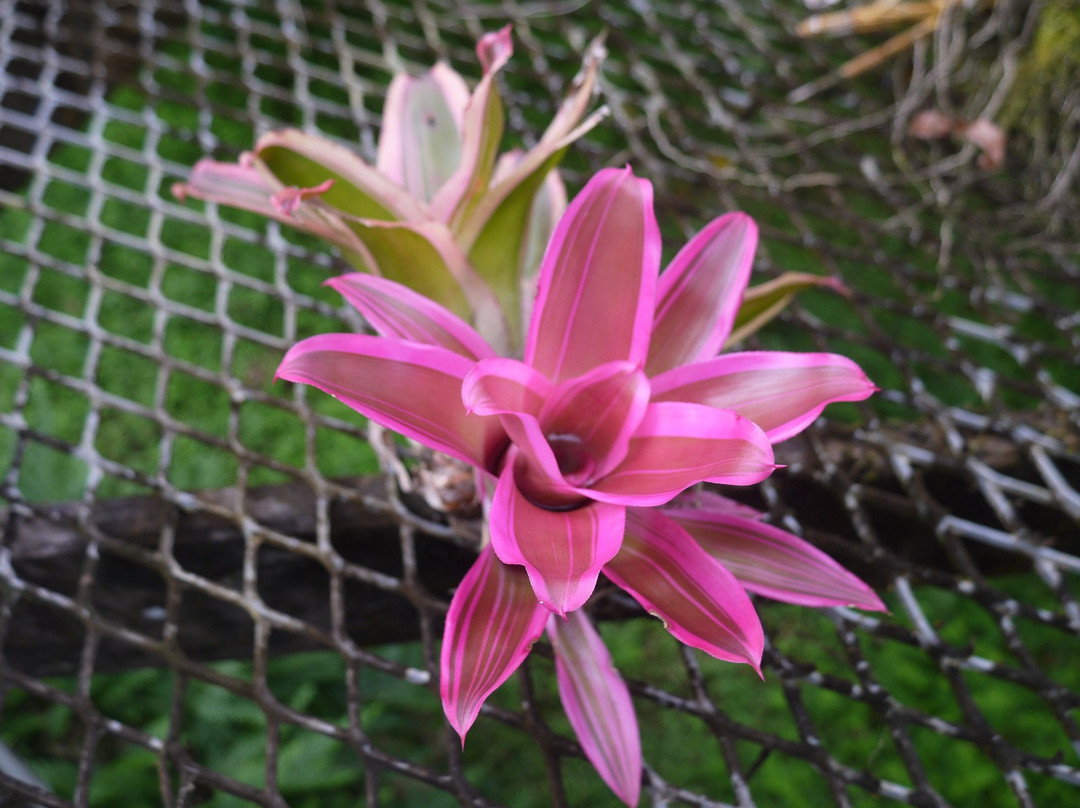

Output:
xmin=173 ymin=26 xmax=603 ymax=353
xmin=277 ymin=166 xmax=885 ymax=805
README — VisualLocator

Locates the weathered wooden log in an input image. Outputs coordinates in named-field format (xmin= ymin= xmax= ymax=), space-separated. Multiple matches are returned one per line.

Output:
xmin=3 ymin=422 xmax=1074 ymax=678
xmin=0 ymin=475 xmax=477 ymax=677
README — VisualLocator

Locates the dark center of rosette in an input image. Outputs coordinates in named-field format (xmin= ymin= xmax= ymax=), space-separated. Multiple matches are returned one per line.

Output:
xmin=546 ymin=433 xmax=595 ymax=481
xmin=511 ymin=433 xmax=595 ymax=512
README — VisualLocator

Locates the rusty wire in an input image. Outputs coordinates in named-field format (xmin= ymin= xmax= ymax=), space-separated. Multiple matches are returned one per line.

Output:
xmin=0 ymin=0 xmax=1078 ymax=806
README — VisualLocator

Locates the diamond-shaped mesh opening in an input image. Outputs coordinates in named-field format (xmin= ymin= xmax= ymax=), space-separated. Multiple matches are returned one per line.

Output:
xmin=2 ymin=0 xmax=1079 ymax=805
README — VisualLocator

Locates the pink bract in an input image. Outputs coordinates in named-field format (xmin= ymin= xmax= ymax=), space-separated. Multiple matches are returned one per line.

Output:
xmin=277 ymin=166 xmax=883 ymax=805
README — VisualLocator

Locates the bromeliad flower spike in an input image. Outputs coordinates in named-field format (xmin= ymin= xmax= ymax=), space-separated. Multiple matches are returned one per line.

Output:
xmin=173 ymin=26 xmax=604 ymax=353
xmin=276 ymin=167 xmax=885 ymax=805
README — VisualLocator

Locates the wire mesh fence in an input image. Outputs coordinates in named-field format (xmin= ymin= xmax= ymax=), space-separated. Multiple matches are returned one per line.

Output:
xmin=0 ymin=0 xmax=1078 ymax=805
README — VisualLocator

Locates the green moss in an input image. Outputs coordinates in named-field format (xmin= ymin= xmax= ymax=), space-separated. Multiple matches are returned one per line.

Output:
xmin=228 ymin=286 xmax=285 ymax=335
xmin=0 ymin=252 xmax=29 ymax=291
xmin=38 ymin=220 xmax=90 ymax=264
xmin=95 ymin=409 xmax=161 ymax=476
xmin=99 ymin=241 xmax=153 ymax=286
xmin=1000 ymin=1 xmax=1080 ymax=136
xmin=315 ymin=112 xmax=360 ymax=141
xmin=97 ymin=290 xmax=154 ymax=343
xmin=167 ymin=435 xmax=237 ymax=489
xmin=222 ymin=237 xmax=275 ymax=281
xmin=315 ymin=427 xmax=379 ymax=477
xmin=95 ymin=346 xmax=159 ymax=407
xmin=210 ymin=115 xmax=255 ymax=148
xmin=166 ymin=371 xmax=230 ymax=436
xmin=0 ymin=362 xmax=20 ymax=412
xmin=237 ymin=400 xmax=306 ymax=468
xmin=25 ymin=378 xmax=89 ymax=443
xmin=18 ymin=441 xmax=89 ymax=502
xmin=157 ymin=133 xmax=203 ymax=164
xmin=101 ymin=156 xmax=148 ymax=191
xmin=163 ymin=264 xmax=217 ymax=310
xmin=102 ymin=119 xmax=146 ymax=150
xmin=161 ymin=217 xmax=212 ymax=259
xmin=232 ymin=338 xmax=285 ymax=393
xmin=29 ymin=321 xmax=87 ymax=375
xmin=107 ymin=85 xmax=145 ymax=113
xmin=31 ymin=269 xmax=88 ymax=316
xmin=42 ymin=180 xmax=91 ymax=215
xmin=46 ymin=141 xmax=92 ymax=172
xmin=164 ymin=316 xmax=224 ymax=371
xmin=100 ymin=198 xmax=150 ymax=237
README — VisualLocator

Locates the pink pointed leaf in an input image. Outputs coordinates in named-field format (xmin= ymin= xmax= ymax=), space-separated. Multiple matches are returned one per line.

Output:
xmin=463 ymin=357 xmax=553 ymax=417
xmin=727 ymin=272 xmax=848 ymax=347
xmin=606 ymin=508 xmax=764 ymax=669
xmin=325 ymin=274 xmax=495 ymax=360
xmin=270 ymin=179 xmax=336 ymax=216
xmin=489 ymin=467 xmax=625 ymax=615
xmin=458 ymin=107 xmax=606 ymax=340
xmin=548 ymin=611 xmax=642 ymax=807
xmin=440 ymin=545 xmax=549 ymax=741
xmin=276 ymin=334 xmax=506 ymax=472
xmin=525 ymin=167 xmax=660 ymax=383
xmin=538 ymin=32 xmax=607 ymax=146
xmin=663 ymin=509 xmax=885 ymax=610
xmin=668 ymin=489 xmax=765 ymax=521
xmin=429 ymin=26 xmax=512 ymax=224
xmin=457 ymin=101 xmax=604 ymax=250
xmin=455 ymin=34 xmax=605 ymax=337
xmin=173 ymin=159 xmax=365 ymax=254
xmin=429 ymin=61 xmax=472 ymax=128
xmin=460 ymin=30 xmax=603 ymax=242
xmin=647 ymin=212 xmax=758 ymax=375
xmin=585 ymin=402 xmax=776 ymax=506
xmin=375 ymin=64 xmax=469 ymax=203
xmin=476 ymin=25 xmax=514 ymax=71
xmin=256 ymin=128 xmax=428 ymax=221
xmin=651 ymin=351 xmax=876 ymax=443
xmin=339 ymin=218 xmax=509 ymax=352
xmin=540 ymin=361 xmax=650 ymax=483
xmin=490 ymin=148 xmax=524 ymax=186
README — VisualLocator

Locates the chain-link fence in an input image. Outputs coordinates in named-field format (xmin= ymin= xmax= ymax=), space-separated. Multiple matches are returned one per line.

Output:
xmin=1 ymin=0 xmax=1078 ymax=805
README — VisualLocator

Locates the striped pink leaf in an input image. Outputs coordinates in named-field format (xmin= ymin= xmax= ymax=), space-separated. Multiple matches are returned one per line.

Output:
xmin=586 ymin=403 xmax=776 ymax=506
xmin=605 ymin=508 xmax=764 ymax=669
xmin=489 ymin=465 xmax=625 ymax=615
xmin=430 ymin=25 xmax=512 ymax=224
xmin=172 ymin=159 xmax=364 ymax=255
xmin=327 ymin=274 xmax=495 ymax=361
xmin=525 ymin=167 xmax=660 ymax=383
xmin=651 ymin=351 xmax=876 ymax=444
xmin=647 ymin=212 xmax=758 ymax=376
xmin=376 ymin=62 xmax=470 ymax=203
xmin=440 ymin=546 xmax=548 ymax=741
xmin=663 ymin=508 xmax=886 ymax=611
xmin=548 ymin=611 xmax=642 ymax=806
xmin=255 ymin=128 xmax=427 ymax=221
xmin=276 ymin=334 xmax=507 ymax=473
